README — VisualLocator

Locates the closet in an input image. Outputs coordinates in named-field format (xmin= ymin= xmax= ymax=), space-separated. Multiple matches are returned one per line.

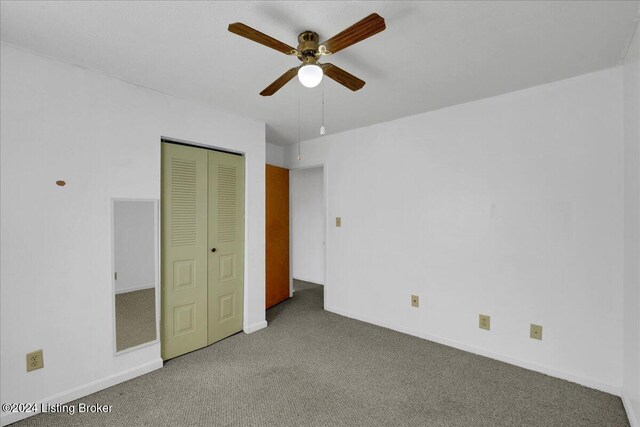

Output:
xmin=161 ymin=142 xmax=244 ymax=360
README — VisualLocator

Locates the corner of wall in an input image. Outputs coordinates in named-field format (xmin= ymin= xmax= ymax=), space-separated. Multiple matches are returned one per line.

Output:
xmin=244 ymin=320 xmax=268 ymax=334
xmin=266 ymin=143 xmax=285 ymax=167
xmin=622 ymin=15 xmax=640 ymax=427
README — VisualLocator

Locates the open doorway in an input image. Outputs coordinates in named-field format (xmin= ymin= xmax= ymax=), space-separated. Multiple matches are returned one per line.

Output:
xmin=290 ymin=166 xmax=326 ymax=305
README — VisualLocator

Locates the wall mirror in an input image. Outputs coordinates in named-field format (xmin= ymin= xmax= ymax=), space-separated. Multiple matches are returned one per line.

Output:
xmin=112 ymin=199 xmax=159 ymax=353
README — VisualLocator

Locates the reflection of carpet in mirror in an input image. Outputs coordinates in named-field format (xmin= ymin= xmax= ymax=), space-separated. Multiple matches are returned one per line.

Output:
xmin=115 ymin=288 xmax=157 ymax=352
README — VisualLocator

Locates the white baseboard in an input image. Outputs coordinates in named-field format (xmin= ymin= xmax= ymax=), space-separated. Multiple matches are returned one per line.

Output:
xmin=244 ymin=320 xmax=268 ymax=334
xmin=114 ymin=283 xmax=155 ymax=295
xmin=1 ymin=358 xmax=163 ymax=426
xmin=325 ymin=305 xmax=621 ymax=396
xmin=292 ymin=276 xmax=324 ymax=285
xmin=623 ymin=393 xmax=639 ymax=427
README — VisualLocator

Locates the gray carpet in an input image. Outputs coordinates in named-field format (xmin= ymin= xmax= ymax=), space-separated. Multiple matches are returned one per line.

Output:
xmin=16 ymin=281 xmax=628 ymax=426
xmin=115 ymin=288 xmax=157 ymax=352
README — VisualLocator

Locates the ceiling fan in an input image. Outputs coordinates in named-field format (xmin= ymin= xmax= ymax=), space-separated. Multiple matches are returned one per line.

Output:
xmin=228 ymin=13 xmax=386 ymax=96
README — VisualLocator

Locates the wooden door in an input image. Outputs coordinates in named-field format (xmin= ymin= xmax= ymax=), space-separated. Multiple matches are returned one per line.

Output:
xmin=161 ymin=143 xmax=208 ymax=360
xmin=208 ymin=150 xmax=245 ymax=344
xmin=266 ymin=165 xmax=290 ymax=308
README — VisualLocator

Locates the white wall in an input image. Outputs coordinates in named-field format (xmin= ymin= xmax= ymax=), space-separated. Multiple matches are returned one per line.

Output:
xmin=285 ymin=67 xmax=624 ymax=394
xmin=114 ymin=200 xmax=155 ymax=293
xmin=0 ymin=43 xmax=266 ymax=425
xmin=291 ymin=167 xmax=325 ymax=284
xmin=623 ymin=18 xmax=640 ymax=427
xmin=266 ymin=142 xmax=284 ymax=167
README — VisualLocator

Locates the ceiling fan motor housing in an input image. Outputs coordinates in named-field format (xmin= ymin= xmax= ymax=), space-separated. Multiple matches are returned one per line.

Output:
xmin=297 ymin=31 xmax=321 ymax=62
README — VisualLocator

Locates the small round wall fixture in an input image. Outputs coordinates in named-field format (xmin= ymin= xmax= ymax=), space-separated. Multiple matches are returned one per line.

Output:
xmin=297 ymin=64 xmax=323 ymax=88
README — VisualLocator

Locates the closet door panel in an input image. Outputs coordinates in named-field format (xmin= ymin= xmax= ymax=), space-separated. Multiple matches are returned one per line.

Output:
xmin=161 ymin=143 xmax=208 ymax=360
xmin=208 ymin=150 xmax=245 ymax=344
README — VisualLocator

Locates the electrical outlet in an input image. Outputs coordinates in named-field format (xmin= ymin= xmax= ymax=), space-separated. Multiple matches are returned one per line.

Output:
xmin=336 ymin=217 xmax=342 ymax=227
xmin=411 ymin=295 xmax=419 ymax=308
xmin=530 ymin=324 xmax=543 ymax=340
xmin=479 ymin=314 xmax=490 ymax=331
xmin=26 ymin=349 xmax=43 ymax=372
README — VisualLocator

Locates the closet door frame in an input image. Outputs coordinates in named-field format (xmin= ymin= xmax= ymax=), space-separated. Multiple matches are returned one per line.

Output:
xmin=160 ymin=139 xmax=245 ymax=359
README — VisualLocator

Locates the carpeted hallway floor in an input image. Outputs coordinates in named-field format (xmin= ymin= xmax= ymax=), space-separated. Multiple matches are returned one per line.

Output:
xmin=16 ymin=281 xmax=628 ymax=426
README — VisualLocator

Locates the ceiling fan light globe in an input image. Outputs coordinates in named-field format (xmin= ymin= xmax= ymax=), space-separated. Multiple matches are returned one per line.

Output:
xmin=298 ymin=65 xmax=323 ymax=88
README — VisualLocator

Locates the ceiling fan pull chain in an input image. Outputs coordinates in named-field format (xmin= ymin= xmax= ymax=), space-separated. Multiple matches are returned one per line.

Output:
xmin=320 ymin=79 xmax=326 ymax=136
xmin=298 ymin=85 xmax=302 ymax=161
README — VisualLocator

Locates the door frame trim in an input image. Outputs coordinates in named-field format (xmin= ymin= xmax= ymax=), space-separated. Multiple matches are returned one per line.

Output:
xmin=160 ymin=137 xmax=251 ymax=348
xmin=161 ymin=137 xmax=243 ymax=156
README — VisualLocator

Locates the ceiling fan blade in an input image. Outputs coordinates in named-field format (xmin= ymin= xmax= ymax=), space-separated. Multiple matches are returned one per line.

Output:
xmin=260 ymin=67 xmax=299 ymax=96
xmin=228 ymin=22 xmax=296 ymax=55
xmin=321 ymin=63 xmax=365 ymax=91
xmin=321 ymin=13 xmax=386 ymax=55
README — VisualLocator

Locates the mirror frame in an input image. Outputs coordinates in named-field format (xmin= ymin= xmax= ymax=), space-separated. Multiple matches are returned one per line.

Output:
xmin=110 ymin=198 xmax=160 ymax=355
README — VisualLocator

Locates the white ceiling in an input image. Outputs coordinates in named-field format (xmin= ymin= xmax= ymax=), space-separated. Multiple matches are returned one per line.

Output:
xmin=1 ymin=1 xmax=638 ymax=146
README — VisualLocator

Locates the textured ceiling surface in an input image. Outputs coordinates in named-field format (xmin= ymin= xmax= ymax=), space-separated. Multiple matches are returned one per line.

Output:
xmin=1 ymin=1 xmax=638 ymax=145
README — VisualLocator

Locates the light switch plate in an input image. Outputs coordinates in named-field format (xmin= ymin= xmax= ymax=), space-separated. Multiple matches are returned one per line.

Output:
xmin=336 ymin=217 xmax=342 ymax=227
xmin=479 ymin=314 xmax=490 ymax=331
xmin=530 ymin=324 xmax=543 ymax=340
xmin=411 ymin=295 xmax=419 ymax=308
